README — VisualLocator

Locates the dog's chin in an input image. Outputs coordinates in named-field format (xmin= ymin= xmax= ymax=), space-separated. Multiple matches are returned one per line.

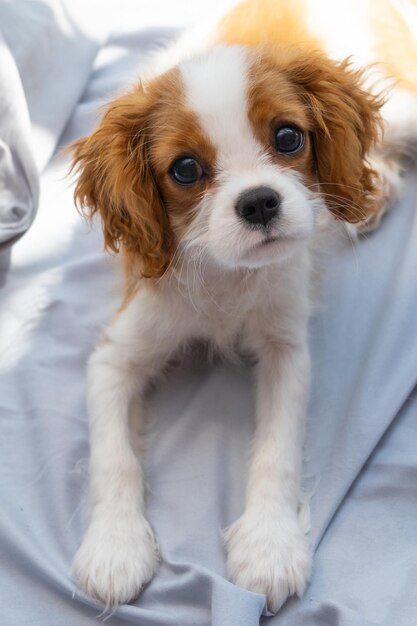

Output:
xmin=216 ymin=233 xmax=307 ymax=270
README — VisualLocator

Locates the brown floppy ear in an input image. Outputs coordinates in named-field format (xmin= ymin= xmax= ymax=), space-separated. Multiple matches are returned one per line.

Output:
xmin=281 ymin=49 xmax=384 ymax=222
xmin=71 ymin=85 xmax=173 ymax=278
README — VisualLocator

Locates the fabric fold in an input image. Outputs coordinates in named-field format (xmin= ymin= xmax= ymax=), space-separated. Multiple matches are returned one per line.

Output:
xmin=0 ymin=0 xmax=108 ymax=254
xmin=0 ymin=33 xmax=39 ymax=251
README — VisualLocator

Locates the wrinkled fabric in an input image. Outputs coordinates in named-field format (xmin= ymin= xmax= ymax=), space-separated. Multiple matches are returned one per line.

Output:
xmin=0 ymin=0 xmax=107 ymax=254
xmin=0 ymin=32 xmax=38 ymax=251
xmin=0 ymin=14 xmax=417 ymax=626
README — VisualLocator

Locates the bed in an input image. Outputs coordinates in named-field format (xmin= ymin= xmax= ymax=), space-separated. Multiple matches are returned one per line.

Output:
xmin=1 ymin=2 xmax=416 ymax=624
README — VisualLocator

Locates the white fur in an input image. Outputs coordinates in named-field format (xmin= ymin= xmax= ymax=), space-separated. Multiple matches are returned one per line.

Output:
xmin=73 ymin=17 xmax=417 ymax=618
xmin=74 ymin=244 xmax=313 ymax=610
xmin=180 ymin=47 xmax=320 ymax=269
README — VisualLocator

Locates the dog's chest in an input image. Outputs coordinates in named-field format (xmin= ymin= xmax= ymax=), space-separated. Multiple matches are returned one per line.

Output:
xmin=163 ymin=248 xmax=311 ymax=350
xmin=172 ymin=267 xmax=271 ymax=346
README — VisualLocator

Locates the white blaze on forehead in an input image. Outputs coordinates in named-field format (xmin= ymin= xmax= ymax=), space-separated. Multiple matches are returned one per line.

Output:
xmin=179 ymin=45 xmax=266 ymax=172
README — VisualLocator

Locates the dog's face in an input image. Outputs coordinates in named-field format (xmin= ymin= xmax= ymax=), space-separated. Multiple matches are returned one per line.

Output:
xmin=155 ymin=47 xmax=319 ymax=270
xmin=72 ymin=45 xmax=382 ymax=277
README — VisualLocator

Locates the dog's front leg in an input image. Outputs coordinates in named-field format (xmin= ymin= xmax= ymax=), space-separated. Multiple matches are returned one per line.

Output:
xmin=226 ymin=339 xmax=311 ymax=613
xmin=72 ymin=289 xmax=183 ymax=606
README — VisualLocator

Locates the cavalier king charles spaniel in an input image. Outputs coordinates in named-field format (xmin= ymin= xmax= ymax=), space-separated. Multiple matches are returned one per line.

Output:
xmin=70 ymin=0 xmax=417 ymax=613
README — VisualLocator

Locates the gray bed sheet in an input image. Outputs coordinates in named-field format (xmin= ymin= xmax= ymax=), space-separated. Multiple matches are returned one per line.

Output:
xmin=1 ymin=23 xmax=417 ymax=626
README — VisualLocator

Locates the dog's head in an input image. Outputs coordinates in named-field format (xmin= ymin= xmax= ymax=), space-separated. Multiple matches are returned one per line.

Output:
xmin=72 ymin=45 xmax=382 ymax=277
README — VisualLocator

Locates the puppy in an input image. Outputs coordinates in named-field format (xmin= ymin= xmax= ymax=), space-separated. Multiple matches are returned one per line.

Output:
xmin=70 ymin=0 xmax=417 ymax=613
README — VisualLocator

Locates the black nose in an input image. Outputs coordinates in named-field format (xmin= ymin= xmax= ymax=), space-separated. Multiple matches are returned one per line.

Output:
xmin=235 ymin=186 xmax=281 ymax=226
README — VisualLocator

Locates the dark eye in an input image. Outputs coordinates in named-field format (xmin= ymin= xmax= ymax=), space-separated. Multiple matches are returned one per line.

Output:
xmin=274 ymin=125 xmax=305 ymax=154
xmin=170 ymin=157 xmax=203 ymax=185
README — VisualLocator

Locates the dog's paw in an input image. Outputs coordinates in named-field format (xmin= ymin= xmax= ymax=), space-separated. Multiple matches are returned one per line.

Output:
xmin=225 ymin=509 xmax=310 ymax=613
xmin=72 ymin=515 xmax=160 ymax=606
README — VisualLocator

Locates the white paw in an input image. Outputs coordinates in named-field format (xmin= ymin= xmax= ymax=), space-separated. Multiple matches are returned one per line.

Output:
xmin=225 ymin=509 xmax=310 ymax=613
xmin=72 ymin=515 xmax=160 ymax=606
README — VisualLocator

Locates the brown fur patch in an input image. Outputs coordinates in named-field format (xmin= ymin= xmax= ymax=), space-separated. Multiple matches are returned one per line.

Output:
xmin=71 ymin=67 xmax=217 ymax=293
xmin=146 ymin=86 xmax=217 ymax=241
xmin=216 ymin=0 xmax=320 ymax=50
xmin=71 ymin=73 xmax=176 ymax=281
xmin=217 ymin=0 xmax=417 ymax=95
xmin=247 ymin=51 xmax=316 ymax=186
xmin=247 ymin=46 xmax=383 ymax=222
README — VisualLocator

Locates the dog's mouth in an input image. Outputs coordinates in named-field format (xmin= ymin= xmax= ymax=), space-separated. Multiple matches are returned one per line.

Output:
xmin=256 ymin=233 xmax=301 ymax=248
xmin=260 ymin=236 xmax=280 ymax=246
xmin=237 ymin=231 xmax=305 ymax=267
